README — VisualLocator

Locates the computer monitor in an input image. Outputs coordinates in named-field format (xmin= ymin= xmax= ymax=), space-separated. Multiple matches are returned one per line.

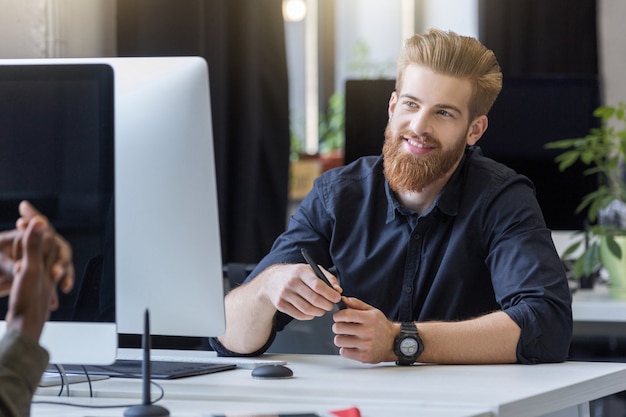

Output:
xmin=0 ymin=56 xmax=226 ymax=363
xmin=478 ymin=76 xmax=601 ymax=231
xmin=344 ymin=79 xmax=395 ymax=165
xmin=111 ymin=56 xmax=225 ymax=339
xmin=0 ymin=62 xmax=117 ymax=365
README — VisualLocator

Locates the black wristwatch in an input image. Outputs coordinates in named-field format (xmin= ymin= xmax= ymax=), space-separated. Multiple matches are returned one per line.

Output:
xmin=393 ymin=322 xmax=424 ymax=366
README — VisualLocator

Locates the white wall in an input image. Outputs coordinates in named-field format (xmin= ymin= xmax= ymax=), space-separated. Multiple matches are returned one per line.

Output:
xmin=0 ymin=0 xmax=115 ymax=58
xmin=335 ymin=0 xmax=404 ymax=84
xmin=597 ymin=0 xmax=626 ymax=107
xmin=418 ymin=0 xmax=478 ymax=37
xmin=0 ymin=1 xmax=48 ymax=57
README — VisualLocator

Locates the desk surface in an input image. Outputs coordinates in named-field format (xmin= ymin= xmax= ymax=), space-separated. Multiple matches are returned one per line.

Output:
xmin=35 ymin=353 xmax=626 ymax=417
xmin=572 ymin=284 xmax=626 ymax=322
xmin=31 ymin=396 xmax=493 ymax=417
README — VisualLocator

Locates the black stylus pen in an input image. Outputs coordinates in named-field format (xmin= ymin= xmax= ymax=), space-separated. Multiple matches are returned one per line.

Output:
xmin=300 ymin=248 xmax=346 ymax=309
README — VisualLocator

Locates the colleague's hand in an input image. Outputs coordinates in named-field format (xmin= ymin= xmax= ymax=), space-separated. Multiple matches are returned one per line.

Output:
xmin=16 ymin=201 xmax=74 ymax=299
xmin=332 ymin=297 xmax=398 ymax=364
xmin=258 ymin=263 xmax=343 ymax=320
xmin=5 ymin=216 xmax=58 ymax=341
xmin=0 ymin=228 xmax=21 ymax=294
xmin=0 ymin=201 xmax=74 ymax=308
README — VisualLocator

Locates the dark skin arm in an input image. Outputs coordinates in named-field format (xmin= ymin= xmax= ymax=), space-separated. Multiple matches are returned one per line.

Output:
xmin=5 ymin=215 xmax=59 ymax=341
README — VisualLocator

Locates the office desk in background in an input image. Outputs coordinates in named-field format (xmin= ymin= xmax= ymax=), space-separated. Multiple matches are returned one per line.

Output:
xmin=33 ymin=353 xmax=626 ymax=417
xmin=572 ymin=284 xmax=626 ymax=336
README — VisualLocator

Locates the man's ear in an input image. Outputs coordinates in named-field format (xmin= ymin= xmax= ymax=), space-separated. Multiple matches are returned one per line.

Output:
xmin=388 ymin=91 xmax=398 ymax=120
xmin=467 ymin=115 xmax=488 ymax=146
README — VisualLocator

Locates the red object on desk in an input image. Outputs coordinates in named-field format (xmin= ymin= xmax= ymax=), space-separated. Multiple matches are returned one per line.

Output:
xmin=329 ymin=407 xmax=362 ymax=417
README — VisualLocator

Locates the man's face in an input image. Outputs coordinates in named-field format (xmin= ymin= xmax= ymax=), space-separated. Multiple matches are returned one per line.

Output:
xmin=383 ymin=64 xmax=484 ymax=193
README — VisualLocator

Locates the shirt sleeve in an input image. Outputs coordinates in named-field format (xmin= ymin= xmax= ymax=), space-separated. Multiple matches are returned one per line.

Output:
xmin=208 ymin=331 xmax=277 ymax=357
xmin=481 ymin=176 xmax=573 ymax=364
xmin=0 ymin=329 xmax=50 ymax=417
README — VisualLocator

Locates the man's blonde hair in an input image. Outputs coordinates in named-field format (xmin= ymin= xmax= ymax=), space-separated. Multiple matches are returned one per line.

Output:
xmin=396 ymin=28 xmax=502 ymax=119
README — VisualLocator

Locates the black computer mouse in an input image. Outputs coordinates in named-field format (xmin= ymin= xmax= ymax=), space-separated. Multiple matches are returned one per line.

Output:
xmin=251 ymin=364 xmax=294 ymax=379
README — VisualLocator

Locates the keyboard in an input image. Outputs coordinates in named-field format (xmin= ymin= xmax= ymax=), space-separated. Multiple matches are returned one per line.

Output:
xmin=45 ymin=350 xmax=288 ymax=381
xmin=117 ymin=348 xmax=288 ymax=370
xmin=55 ymin=360 xmax=236 ymax=380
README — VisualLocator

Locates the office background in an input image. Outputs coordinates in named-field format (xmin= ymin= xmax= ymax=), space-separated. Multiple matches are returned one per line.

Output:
xmin=0 ymin=0 xmax=624 ymax=264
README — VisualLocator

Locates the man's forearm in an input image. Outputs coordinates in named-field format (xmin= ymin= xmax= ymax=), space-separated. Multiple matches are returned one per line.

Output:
xmin=414 ymin=311 xmax=520 ymax=364
xmin=218 ymin=276 xmax=276 ymax=354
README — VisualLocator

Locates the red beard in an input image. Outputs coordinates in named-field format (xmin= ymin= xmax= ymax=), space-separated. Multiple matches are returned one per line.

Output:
xmin=382 ymin=125 xmax=466 ymax=193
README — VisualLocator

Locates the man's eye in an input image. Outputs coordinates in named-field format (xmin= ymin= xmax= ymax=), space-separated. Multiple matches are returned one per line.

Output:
xmin=438 ymin=110 xmax=452 ymax=117
xmin=404 ymin=101 xmax=417 ymax=108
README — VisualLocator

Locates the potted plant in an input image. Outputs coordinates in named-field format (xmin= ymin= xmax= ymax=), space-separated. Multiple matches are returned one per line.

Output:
xmin=318 ymin=91 xmax=345 ymax=171
xmin=545 ymin=101 xmax=626 ymax=298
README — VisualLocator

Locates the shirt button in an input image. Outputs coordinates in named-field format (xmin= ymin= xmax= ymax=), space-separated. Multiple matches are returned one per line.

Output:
xmin=404 ymin=286 xmax=412 ymax=293
xmin=412 ymin=234 xmax=421 ymax=241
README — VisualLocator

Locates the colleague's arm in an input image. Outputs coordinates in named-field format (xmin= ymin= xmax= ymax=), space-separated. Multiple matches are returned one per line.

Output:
xmin=333 ymin=297 xmax=520 ymax=364
xmin=218 ymin=263 xmax=342 ymax=354
xmin=6 ymin=216 xmax=57 ymax=339
xmin=0 ymin=215 xmax=61 ymax=417
xmin=16 ymin=201 xmax=74 ymax=299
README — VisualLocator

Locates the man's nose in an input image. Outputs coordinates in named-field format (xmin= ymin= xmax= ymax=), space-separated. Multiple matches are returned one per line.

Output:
xmin=408 ymin=112 xmax=432 ymax=136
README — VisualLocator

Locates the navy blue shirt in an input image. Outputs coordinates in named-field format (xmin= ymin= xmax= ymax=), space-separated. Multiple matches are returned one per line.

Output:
xmin=212 ymin=146 xmax=572 ymax=363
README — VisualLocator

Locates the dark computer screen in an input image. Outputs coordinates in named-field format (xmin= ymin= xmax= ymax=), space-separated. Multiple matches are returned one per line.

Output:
xmin=344 ymin=79 xmax=395 ymax=165
xmin=0 ymin=64 xmax=115 ymax=321
xmin=479 ymin=76 xmax=601 ymax=231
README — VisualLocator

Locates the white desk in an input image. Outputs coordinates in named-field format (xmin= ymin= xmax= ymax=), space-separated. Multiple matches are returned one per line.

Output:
xmin=572 ymin=284 xmax=626 ymax=336
xmin=31 ymin=396 xmax=493 ymax=417
xmin=34 ymin=353 xmax=626 ymax=417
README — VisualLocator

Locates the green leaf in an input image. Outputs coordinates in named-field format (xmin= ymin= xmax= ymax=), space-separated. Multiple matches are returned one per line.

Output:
xmin=554 ymin=151 xmax=580 ymax=171
xmin=561 ymin=241 xmax=582 ymax=259
xmin=606 ymin=235 xmax=623 ymax=259
xmin=581 ymin=242 xmax=601 ymax=277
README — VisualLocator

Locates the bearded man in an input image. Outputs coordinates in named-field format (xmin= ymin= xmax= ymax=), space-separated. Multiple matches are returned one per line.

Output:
xmin=210 ymin=29 xmax=572 ymax=365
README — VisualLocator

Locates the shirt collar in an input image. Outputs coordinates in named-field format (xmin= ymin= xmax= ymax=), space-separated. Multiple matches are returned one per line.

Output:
xmin=384 ymin=147 xmax=471 ymax=223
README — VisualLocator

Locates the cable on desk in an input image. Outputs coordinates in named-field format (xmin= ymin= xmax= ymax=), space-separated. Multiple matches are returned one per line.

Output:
xmin=52 ymin=364 xmax=69 ymax=397
xmin=79 ymin=364 xmax=94 ymax=397
xmin=50 ymin=364 xmax=93 ymax=397
xmin=33 ymin=380 xmax=166 ymax=409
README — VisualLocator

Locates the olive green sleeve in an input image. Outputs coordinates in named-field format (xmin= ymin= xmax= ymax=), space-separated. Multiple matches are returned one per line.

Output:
xmin=0 ymin=329 xmax=49 ymax=417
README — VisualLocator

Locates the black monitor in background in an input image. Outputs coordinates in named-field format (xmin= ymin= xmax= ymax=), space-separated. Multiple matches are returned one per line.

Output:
xmin=344 ymin=79 xmax=395 ymax=165
xmin=479 ymin=76 xmax=601 ymax=231
xmin=344 ymin=76 xmax=601 ymax=231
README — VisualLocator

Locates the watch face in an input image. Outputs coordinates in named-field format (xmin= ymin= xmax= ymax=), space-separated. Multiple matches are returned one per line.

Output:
xmin=400 ymin=337 xmax=419 ymax=355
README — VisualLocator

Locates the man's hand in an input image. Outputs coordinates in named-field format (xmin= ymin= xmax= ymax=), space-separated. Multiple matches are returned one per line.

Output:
xmin=258 ymin=263 xmax=343 ymax=320
xmin=218 ymin=262 xmax=343 ymax=354
xmin=332 ymin=297 xmax=398 ymax=364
